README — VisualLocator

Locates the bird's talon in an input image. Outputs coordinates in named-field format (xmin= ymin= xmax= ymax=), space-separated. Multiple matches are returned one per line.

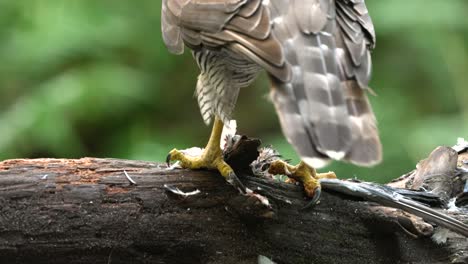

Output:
xmin=166 ymin=153 xmax=172 ymax=167
xmin=302 ymin=186 xmax=321 ymax=210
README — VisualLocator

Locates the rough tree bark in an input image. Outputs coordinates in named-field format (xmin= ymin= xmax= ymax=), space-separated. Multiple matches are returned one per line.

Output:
xmin=0 ymin=144 xmax=466 ymax=263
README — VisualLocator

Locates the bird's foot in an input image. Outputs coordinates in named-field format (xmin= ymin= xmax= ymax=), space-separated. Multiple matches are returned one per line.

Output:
xmin=268 ymin=160 xmax=336 ymax=207
xmin=167 ymin=148 xmax=246 ymax=194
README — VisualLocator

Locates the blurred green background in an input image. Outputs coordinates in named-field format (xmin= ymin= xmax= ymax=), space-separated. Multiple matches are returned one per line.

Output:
xmin=0 ymin=1 xmax=467 ymax=183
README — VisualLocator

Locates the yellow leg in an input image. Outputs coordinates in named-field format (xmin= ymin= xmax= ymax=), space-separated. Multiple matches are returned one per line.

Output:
xmin=167 ymin=117 xmax=244 ymax=190
xmin=268 ymin=160 xmax=336 ymax=202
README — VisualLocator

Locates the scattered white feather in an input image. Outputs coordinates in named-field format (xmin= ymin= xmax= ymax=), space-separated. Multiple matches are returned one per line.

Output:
xmin=124 ymin=170 xmax=136 ymax=185
xmin=164 ymin=184 xmax=201 ymax=197
xmin=246 ymin=188 xmax=271 ymax=207
xmin=166 ymin=161 xmax=182 ymax=170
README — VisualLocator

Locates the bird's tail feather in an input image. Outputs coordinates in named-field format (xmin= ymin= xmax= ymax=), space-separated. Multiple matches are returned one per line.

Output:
xmin=342 ymin=80 xmax=382 ymax=165
xmin=267 ymin=0 xmax=381 ymax=167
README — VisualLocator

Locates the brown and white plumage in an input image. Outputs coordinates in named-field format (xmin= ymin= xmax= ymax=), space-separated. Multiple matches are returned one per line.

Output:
xmin=161 ymin=0 xmax=382 ymax=167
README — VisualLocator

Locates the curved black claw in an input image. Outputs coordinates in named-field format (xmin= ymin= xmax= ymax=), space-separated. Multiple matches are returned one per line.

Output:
xmin=226 ymin=171 xmax=247 ymax=195
xmin=302 ymin=186 xmax=322 ymax=210
xmin=166 ymin=153 xmax=172 ymax=167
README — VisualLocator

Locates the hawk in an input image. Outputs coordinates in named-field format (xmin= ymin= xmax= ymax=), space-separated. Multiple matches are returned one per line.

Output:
xmin=162 ymin=0 xmax=381 ymax=201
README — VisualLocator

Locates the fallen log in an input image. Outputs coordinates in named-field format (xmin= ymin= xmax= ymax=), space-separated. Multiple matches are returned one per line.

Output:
xmin=0 ymin=151 xmax=466 ymax=263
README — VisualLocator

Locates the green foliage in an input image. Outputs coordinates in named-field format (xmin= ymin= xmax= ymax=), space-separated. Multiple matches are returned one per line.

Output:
xmin=0 ymin=1 xmax=467 ymax=183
